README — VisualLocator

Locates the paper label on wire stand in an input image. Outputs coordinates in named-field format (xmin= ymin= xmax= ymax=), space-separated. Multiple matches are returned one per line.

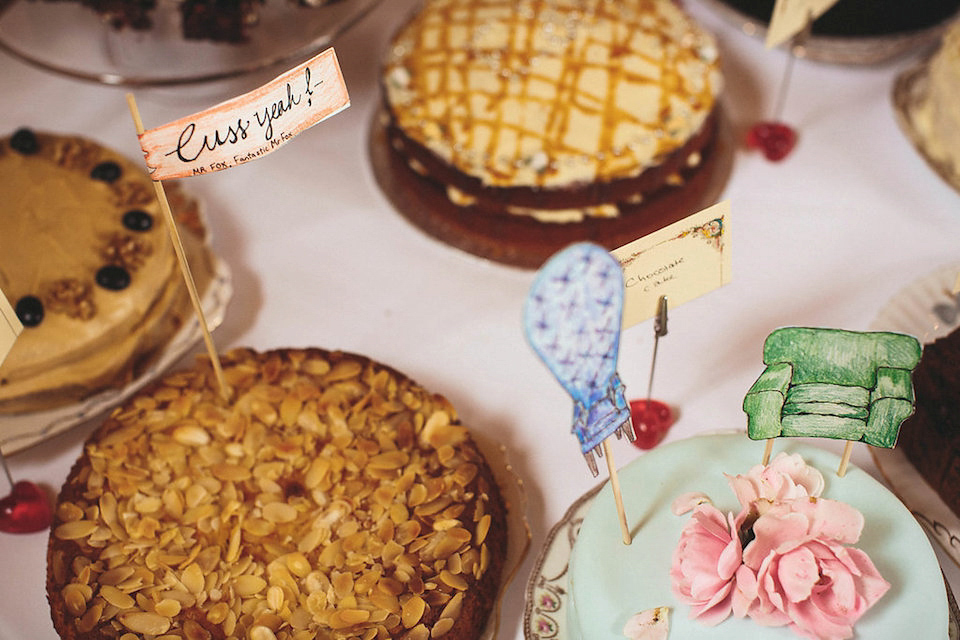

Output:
xmin=765 ymin=0 xmax=839 ymax=49
xmin=138 ymin=48 xmax=350 ymax=180
xmin=612 ymin=201 xmax=731 ymax=329
xmin=0 ymin=288 xmax=23 ymax=368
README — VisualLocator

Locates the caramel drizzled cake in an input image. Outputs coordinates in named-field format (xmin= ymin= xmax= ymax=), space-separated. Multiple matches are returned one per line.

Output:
xmin=0 ymin=128 xmax=215 ymax=414
xmin=375 ymin=0 xmax=725 ymax=267
xmin=47 ymin=348 xmax=508 ymax=640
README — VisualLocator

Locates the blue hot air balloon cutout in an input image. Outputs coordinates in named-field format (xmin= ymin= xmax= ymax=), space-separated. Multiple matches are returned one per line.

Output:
xmin=524 ymin=242 xmax=635 ymax=476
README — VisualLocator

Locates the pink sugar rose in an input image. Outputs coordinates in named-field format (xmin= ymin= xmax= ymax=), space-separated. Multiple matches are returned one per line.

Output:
xmin=671 ymin=453 xmax=890 ymax=639
xmin=740 ymin=499 xmax=890 ymax=640
xmin=727 ymin=452 xmax=825 ymax=509
xmin=670 ymin=503 xmax=755 ymax=625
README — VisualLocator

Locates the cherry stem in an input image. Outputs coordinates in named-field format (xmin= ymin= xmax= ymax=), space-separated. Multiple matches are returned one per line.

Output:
xmin=0 ymin=449 xmax=13 ymax=488
xmin=771 ymin=14 xmax=812 ymax=122
xmin=644 ymin=296 xmax=668 ymax=421
xmin=771 ymin=49 xmax=795 ymax=122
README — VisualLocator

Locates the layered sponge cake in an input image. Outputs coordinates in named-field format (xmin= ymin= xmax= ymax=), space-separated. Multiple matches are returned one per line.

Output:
xmin=0 ymin=128 xmax=215 ymax=414
xmin=376 ymin=0 xmax=725 ymax=267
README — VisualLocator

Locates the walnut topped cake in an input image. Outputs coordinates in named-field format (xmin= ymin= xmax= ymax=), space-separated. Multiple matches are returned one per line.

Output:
xmin=46 ymin=348 xmax=507 ymax=640
xmin=0 ymin=128 xmax=214 ymax=414
xmin=375 ymin=0 xmax=725 ymax=267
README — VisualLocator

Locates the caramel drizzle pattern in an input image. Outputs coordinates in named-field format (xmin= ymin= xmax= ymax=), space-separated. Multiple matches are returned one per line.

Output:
xmin=393 ymin=0 xmax=718 ymax=186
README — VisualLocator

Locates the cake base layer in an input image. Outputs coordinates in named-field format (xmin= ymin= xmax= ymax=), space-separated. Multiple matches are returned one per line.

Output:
xmin=368 ymin=110 xmax=731 ymax=270
xmin=567 ymin=433 xmax=948 ymax=640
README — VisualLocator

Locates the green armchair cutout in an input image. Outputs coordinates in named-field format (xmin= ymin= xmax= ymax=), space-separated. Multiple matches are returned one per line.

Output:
xmin=743 ymin=328 xmax=922 ymax=447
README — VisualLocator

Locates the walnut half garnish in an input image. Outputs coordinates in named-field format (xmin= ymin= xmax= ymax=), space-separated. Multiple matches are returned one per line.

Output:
xmin=42 ymin=278 xmax=95 ymax=320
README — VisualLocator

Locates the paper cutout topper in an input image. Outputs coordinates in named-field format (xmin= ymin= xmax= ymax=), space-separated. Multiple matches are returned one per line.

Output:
xmin=765 ymin=0 xmax=840 ymax=49
xmin=613 ymin=200 xmax=730 ymax=329
xmin=524 ymin=242 xmax=635 ymax=476
xmin=127 ymin=47 xmax=350 ymax=400
xmin=137 ymin=48 xmax=349 ymax=181
xmin=744 ymin=327 xmax=921 ymax=475
xmin=0 ymin=288 xmax=23 ymax=369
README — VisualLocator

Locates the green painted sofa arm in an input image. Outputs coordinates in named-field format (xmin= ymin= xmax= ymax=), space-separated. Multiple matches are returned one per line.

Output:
xmin=744 ymin=362 xmax=792 ymax=439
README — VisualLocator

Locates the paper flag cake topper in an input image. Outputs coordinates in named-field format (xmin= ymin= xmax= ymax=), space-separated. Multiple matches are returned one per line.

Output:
xmin=136 ymin=48 xmax=349 ymax=181
xmin=125 ymin=47 xmax=349 ymax=401
xmin=524 ymin=242 xmax=635 ymax=476
xmin=0 ymin=287 xmax=23 ymax=369
xmin=743 ymin=327 xmax=921 ymax=475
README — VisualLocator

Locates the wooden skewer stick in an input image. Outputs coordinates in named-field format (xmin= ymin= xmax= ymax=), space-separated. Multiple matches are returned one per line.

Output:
xmin=837 ymin=441 xmax=854 ymax=477
xmin=953 ymin=271 xmax=960 ymax=295
xmin=762 ymin=438 xmax=774 ymax=465
xmin=602 ymin=438 xmax=631 ymax=545
xmin=126 ymin=93 xmax=230 ymax=402
xmin=0 ymin=448 xmax=13 ymax=487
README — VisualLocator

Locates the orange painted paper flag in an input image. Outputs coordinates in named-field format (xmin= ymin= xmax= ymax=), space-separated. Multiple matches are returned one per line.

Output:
xmin=138 ymin=48 xmax=349 ymax=180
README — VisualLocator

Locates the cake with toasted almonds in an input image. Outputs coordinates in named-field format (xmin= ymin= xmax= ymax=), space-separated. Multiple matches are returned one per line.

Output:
xmin=376 ymin=0 xmax=724 ymax=267
xmin=46 ymin=348 xmax=507 ymax=640
xmin=0 ymin=128 xmax=214 ymax=414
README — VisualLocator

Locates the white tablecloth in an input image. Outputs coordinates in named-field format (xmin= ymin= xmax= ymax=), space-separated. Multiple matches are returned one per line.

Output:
xmin=1 ymin=1 xmax=959 ymax=638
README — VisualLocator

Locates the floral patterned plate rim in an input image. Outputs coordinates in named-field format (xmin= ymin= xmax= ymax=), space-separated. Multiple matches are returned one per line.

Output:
xmin=522 ymin=480 xmax=601 ymax=640
xmin=523 ymin=465 xmax=960 ymax=640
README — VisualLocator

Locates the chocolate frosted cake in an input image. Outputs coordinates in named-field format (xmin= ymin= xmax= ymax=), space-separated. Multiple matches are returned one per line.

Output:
xmin=40 ymin=0 xmax=344 ymax=42
xmin=898 ymin=326 xmax=960 ymax=516
xmin=375 ymin=0 xmax=725 ymax=268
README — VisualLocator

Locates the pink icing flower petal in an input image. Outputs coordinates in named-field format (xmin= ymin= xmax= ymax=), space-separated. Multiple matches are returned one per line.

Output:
xmin=672 ymin=453 xmax=889 ymax=640
xmin=727 ymin=453 xmax=824 ymax=509
xmin=743 ymin=509 xmax=810 ymax=568
xmin=622 ymin=606 xmax=670 ymax=640
xmin=777 ymin=547 xmax=819 ymax=603
xmin=672 ymin=492 xmax=712 ymax=515
xmin=731 ymin=564 xmax=759 ymax=618
xmin=671 ymin=504 xmax=741 ymax=626
xmin=792 ymin=498 xmax=864 ymax=544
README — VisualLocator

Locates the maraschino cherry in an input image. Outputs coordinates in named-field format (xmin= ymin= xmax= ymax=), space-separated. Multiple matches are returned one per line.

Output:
xmin=746 ymin=122 xmax=797 ymax=162
xmin=629 ymin=399 xmax=675 ymax=450
xmin=0 ymin=449 xmax=52 ymax=534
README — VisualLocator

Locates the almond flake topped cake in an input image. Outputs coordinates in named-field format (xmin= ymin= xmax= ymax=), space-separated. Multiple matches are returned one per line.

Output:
xmin=46 ymin=348 xmax=508 ymax=640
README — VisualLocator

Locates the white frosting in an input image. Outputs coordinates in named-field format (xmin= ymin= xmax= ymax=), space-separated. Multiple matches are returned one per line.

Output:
xmin=567 ymin=433 xmax=948 ymax=640
xmin=384 ymin=0 xmax=722 ymax=194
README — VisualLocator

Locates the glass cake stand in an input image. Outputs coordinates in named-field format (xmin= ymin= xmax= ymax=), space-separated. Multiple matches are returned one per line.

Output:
xmin=0 ymin=0 xmax=384 ymax=86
